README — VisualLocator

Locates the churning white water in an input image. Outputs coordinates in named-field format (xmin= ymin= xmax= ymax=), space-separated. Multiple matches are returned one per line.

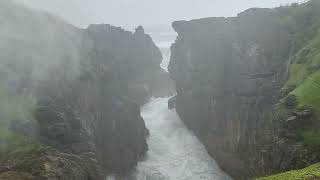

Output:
xmin=107 ymin=30 xmax=231 ymax=180
xmin=131 ymin=98 xmax=232 ymax=180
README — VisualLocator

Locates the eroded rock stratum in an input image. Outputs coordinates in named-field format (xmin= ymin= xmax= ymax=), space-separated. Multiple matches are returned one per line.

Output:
xmin=169 ymin=1 xmax=320 ymax=179
xmin=0 ymin=1 xmax=172 ymax=179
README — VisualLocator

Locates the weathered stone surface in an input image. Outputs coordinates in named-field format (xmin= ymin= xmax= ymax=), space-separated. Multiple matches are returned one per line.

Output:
xmin=169 ymin=2 xmax=320 ymax=179
xmin=86 ymin=24 xmax=173 ymax=105
xmin=0 ymin=0 xmax=166 ymax=178
xmin=30 ymin=23 xmax=153 ymax=176
xmin=0 ymin=148 xmax=104 ymax=180
xmin=0 ymin=172 xmax=35 ymax=180
xmin=168 ymin=96 xmax=176 ymax=110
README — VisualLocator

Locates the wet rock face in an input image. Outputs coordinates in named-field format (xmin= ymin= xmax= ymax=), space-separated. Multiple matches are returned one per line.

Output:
xmin=169 ymin=9 xmax=292 ymax=179
xmin=34 ymin=90 xmax=148 ymax=175
xmin=0 ymin=1 xmax=164 ymax=178
xmin=0 ymin=148 xmax=104 ymax=180
xmin=31 ymin=24 xmax=157 ymax=175
xmin=86 ymin=24 xmax=173 ymax=105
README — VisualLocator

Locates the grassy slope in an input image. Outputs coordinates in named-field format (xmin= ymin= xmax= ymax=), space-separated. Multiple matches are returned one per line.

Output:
xmin=0 ymin=88 xmax=38 ymax=161
xmin=0 ymin=129 xmax=47 ymax=158
xmin=286 ymin=31 xmax=320 ymax=147
xmin=256 ymin=163 xmax=320 ymax=180
xmin=257 ymin=1 xmax=320 ymax=179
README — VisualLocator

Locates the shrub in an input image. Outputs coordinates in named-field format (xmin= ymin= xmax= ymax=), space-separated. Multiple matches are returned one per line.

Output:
xmin=285 ymin=94 xmax=298 ymax=109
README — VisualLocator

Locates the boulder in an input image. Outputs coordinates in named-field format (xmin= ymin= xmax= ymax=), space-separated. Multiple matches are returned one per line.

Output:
xmin=168 ymin=96 xmax=176 ymax=110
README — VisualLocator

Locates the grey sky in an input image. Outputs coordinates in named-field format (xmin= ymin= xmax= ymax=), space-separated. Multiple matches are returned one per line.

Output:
xmin=15 ymin=0 xmax=306 ymax=30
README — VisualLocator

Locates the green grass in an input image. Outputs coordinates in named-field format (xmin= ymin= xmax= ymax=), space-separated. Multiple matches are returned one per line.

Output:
xmin=0 ymin=86 xmax=38 ymax=160
xmin=292 ymin=71 xmax=320 ymax=115
xmin=287 ymin=31 xmax=320 ymax=87
xmin=282 ymin=29 xmax=320 ymax=147
xmin=256 ymin=163 xmax=320 ymax=180
xmin=0 ymin=126 xmax=48 ymax=162
xmin=0 ymin=86 xmax=38 ymax=158
xmin=290 ymin=70 xmax=320 ymax=147
xmin=301 ymin=131 xmax=320 ymax=146
xmin=273 ymin=101 xmax=292 ymax=123
xmin=0 ymin=126 xmax=11 ymax=157
xmin=0 ymin=88 xmax=36 ymax=126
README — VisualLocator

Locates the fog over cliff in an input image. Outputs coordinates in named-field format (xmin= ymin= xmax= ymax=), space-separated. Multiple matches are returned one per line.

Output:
xmin=2 ymin=0 xmax=320 ymax=180
xmin=16 ymin=0 xmax=305 ymax=29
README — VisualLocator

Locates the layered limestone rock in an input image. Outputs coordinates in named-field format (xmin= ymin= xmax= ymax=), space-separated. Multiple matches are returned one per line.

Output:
xmin=0 ymin=0 xmax=168 ymax=178
xmin=86 ymin=24 xmax=173 ymax=105
xmin=169 ymin=1 xmax=320 ymax=179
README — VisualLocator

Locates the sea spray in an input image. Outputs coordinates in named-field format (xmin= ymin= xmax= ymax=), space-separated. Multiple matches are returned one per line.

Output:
xmin=132 ymin=98 xmax=232 ymax=180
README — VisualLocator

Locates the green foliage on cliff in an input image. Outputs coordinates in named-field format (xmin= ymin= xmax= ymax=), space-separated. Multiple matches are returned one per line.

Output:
xmin=301 ymin=131 xmax=320 ymax=147
xmin=287 ymin=32 xmax=320 ymax=147
xmin=283 ymin=0 xmax=320 ymax=86
xmin=0 ymin=127 xmax=10 ymax=156
xmin=291 ymin=60 xmax=320 ymax=147
xmin=292 ymin=71 xmax=320 ymax=115
xmin=287 ymin=30 xmax=320 ymax=86
xmin=285 ymin=95 xmax=298 ymax=109
xmin=0 ymin=88 xmax=36 ymax=126
xmin=276 ymin=0 xmax=320 ymax=55
xmin=279 ymin=0 xmax=320 ymax=148
xmin=0 ymin=133 xmax=51 ymax=180
xmin=0 ymin=127 xmax=47 ymax=162
xmin=0 ymin=87 xmax=38 ymax=161
xmin=256 ymin=163 xmax=320 ymax=180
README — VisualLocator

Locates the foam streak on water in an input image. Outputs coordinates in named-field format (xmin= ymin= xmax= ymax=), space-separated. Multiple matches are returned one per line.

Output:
xmin=131 ymin=98 xmax=232 ymax=180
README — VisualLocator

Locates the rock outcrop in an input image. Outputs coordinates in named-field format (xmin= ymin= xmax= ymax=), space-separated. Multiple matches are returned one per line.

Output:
xmin=85 ymin=24 xmax=172 ymax=105
xmin=0 ymin=0 xmax=170 ymax=178
xmin=169 ymin=1 xmax=320 ymax=179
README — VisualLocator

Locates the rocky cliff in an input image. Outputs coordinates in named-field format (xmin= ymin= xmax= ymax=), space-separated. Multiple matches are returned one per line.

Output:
xmin=0 ymin=1 xmax=169 ymax=179
xmin=169 ymin=1 xmax=320 ymax=179
xmin=86 ymin=24 xmax=173 ymax=105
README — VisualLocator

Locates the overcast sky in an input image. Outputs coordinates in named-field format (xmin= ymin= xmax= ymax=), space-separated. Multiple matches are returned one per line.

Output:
xmin=15 ymin=0 xmax=306 ymax=30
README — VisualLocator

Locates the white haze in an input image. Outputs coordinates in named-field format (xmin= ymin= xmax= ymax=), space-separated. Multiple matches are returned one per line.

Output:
xmin=0 ymin=0 xmax=309 ymax=179
xmin=129 ymin=98 xmax=231 ymax=180
xmin=15 ymin=0 xmax=306 ymax=30
xmin=0 ymin=0 xmax=83 ymax=89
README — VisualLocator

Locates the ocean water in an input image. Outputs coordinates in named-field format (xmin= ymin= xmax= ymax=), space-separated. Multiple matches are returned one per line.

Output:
xmin=107 ymin=31 xmax=232 ymax=180
xmin=150 ymin=31 xmax=177 ymax=71
xmin=131 ymin=98 xmax=232 ymax=180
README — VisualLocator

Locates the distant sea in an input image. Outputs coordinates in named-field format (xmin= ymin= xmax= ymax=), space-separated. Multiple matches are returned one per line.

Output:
xmin=148 ymin=30 xmax=177 ymax=72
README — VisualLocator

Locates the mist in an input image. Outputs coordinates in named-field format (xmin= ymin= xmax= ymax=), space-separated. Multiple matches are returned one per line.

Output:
xmin=2 ymin=0 xmax=320 ymax=180
xmin=15 ymin=0 xmax=304 ymax=29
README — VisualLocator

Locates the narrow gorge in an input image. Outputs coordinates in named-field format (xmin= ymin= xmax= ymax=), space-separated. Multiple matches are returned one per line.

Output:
xmin=0 ymin=1 xmax=228 ymax=180
xmin=1 ymin=0 xmax=320 ymax=180
xmin=125 ymin=36 xmax=231 ymax=180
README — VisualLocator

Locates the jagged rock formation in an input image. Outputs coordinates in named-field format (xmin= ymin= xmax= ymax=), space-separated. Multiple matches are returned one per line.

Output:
xmin=169 ymin=1 xmax=320 ymax=179
xmin=0 ymin=1 xmax=170 ymax=179
xmin=86 ymin=24 xmax=173 ymax=105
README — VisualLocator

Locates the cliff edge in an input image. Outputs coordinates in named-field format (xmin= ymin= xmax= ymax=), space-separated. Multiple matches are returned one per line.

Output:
xmin=0 ymin=1 xmax=170 ymax=179
xmin=169 ymin=1 xmax=320 ymax=179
